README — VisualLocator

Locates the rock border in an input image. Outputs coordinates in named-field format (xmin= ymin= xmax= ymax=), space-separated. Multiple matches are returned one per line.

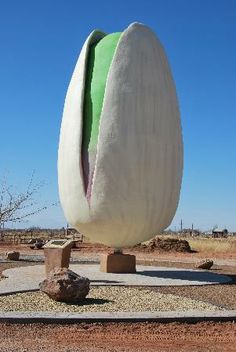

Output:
xmin=0 ymin=310 xmax=235 ymax=324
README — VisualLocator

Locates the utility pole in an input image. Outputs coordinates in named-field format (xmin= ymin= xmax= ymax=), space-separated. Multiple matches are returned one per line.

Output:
xmin=180 ymin=219 xmax=183 ymax=233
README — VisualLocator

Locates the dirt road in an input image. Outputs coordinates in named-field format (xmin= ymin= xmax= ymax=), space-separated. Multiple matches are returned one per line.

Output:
xmin=0 ymin=322 xmax=235 ymax=352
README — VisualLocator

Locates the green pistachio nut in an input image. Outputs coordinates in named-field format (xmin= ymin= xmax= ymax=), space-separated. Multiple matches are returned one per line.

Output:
xmin=58 ymin=23 xmax=183 ymax=248
xmin=82 ymin=32 xmax=122 ymax=194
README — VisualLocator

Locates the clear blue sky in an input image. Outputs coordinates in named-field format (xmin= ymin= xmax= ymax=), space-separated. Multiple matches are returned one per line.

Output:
xmin=0 ymin=0 xmax=235 ymax=231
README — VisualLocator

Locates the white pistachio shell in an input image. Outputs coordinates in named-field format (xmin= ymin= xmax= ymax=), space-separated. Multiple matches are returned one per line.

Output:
xmin=58 ymin=22 xmax=183 ymax=248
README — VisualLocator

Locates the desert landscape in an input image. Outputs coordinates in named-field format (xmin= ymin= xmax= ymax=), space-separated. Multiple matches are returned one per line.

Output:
xmin=0 ymin=231 xmax=235 ymax=351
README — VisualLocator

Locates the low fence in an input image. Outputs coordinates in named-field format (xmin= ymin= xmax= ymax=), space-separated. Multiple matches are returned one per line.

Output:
xmin=0 ymin=229 xmax=83 ymax=244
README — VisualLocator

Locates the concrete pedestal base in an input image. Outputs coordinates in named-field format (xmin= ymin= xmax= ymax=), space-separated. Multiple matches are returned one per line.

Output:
xmin=44 ymin=246 xmax=72 ymax=276
xmin=100 ymin=253 xmax=136 ymax=273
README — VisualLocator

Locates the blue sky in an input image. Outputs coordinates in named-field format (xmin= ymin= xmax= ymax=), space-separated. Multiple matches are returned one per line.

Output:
xmin=0 ymin=0 xmax=235 ymax=231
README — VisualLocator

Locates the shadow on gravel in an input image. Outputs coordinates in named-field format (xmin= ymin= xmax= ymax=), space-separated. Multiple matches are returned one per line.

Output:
xmin=90 ymin=280 xmax=121 ymax=284
xmin=226 ymin=274 xmax=236 ymax=285
xmin=66 ymin=298 xmax=112 ymax=306
xmin=137 ymin=270 xmax=231 ymax=283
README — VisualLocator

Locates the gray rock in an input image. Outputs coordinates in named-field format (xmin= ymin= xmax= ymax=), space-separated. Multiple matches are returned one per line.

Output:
xmin=35 ymin=239 xmax=44 ymax=249
xmin=39 ymin=267 xmax=90 ymax=302
xmin=5 ymin=251 xmax=20 ymax=261
xmin=29 ymin=238 xmax=45 ymax=249
xmin=195 ymin=259 xmax=214 ymax=270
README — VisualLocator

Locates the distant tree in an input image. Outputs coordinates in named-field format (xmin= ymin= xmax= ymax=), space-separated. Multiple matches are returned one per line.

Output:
xmin=0 ymin=171 xmax=48 ymax=229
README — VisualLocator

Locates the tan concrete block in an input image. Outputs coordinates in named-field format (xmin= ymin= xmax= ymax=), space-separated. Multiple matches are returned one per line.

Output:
xmin=100 ymin=253 xmax=136 ymax=273
xmin=44 ymin=245 xmax=72 ymax=276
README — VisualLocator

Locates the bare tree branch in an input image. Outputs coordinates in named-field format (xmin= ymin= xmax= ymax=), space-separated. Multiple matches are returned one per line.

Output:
xmin=0 ymin=172 xmax=52 ymax=229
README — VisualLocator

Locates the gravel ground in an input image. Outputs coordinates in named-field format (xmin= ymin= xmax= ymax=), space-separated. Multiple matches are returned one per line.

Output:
xmin=150 ymin=283 xmax=236 ymax=310
xmin=148 ymin=265 xmax=236 ymax=310
xmin=0 ymin=261 xmax=235 ymax=309
xmin=0 ymin=287 xmax=224 ymax=312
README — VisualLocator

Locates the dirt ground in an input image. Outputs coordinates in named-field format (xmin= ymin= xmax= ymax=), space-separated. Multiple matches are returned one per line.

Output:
xmin=0 ymin=322 xmax=235 ymax=352
xmin=1 ymin=241 xmax=236 ymax=260
xmin=0 ymin=243 xmax=235 ymax=351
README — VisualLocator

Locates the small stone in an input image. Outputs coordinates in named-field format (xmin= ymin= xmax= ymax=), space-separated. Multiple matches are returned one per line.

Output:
xmin=195 ymin=259 xmax=214 ymax=270
xmin=35 ymin=239 xmax=44 ymax=249
xmin=39 ymin=267 xmax=90 ymax=303
xmin=5 ymin=251 xmax=20 ymax=261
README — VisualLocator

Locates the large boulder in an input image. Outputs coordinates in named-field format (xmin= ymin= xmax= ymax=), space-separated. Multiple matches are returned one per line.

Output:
xmin=195 ymin=259 xmax=214 ymax=270
xmin=5 ymin=251 xmax=20 ymax=261
xmin=39 ymin=267 xmax=90 ymax=302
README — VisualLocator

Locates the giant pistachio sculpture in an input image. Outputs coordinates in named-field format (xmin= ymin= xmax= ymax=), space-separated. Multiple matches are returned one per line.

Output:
xmin=58 ymin=22 xmax=183 ymax=248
